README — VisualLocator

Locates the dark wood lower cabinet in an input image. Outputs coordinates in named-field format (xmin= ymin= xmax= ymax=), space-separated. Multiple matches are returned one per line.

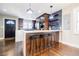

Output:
xmin=26 ymin=32 xmax=59 ymax=56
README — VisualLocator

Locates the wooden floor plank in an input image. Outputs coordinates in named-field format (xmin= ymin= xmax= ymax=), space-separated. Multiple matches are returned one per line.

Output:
xmin=0 ymin=40 xmax=79 ymax=56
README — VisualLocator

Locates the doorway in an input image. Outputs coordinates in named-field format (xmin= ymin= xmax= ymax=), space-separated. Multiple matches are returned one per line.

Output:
xmin=5 ymin=19 xmax=16 ymax=45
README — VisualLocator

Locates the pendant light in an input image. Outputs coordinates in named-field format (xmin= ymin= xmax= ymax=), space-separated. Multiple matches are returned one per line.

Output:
xmin=49 ymin=5 xmax=54 ymax=20
xmin=26 ymin=3 xmax=36 ymax=20
xmin=26 ymin=3 xmax=33 ymax=14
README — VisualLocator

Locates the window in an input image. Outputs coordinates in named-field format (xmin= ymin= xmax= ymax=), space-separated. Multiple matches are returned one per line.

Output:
xmin=6 ymin=20 xmax=15 ymax=24
xmin=73 ymin=7 xmax=79 ymax=34
xmin=23 ymin=20 xmax=32 ymax=30
xmin=76 ymin=12 xmax=79 ymax=32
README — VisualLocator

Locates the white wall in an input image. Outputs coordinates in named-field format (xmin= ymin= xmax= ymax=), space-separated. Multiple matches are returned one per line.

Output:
xmin=16 ymin=30 xmax=24 ymax=42
xmin=61 ymin=4 xmax=79 ymax=48
xmin=0 ymin=17 xmax=4 ymax=40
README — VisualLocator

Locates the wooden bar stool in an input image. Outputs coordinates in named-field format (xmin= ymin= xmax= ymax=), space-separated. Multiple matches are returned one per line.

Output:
xmin=39 ymin=34 xmax=45 ymax=55
xmin=43 ymin=33 xmax=53 ymax=55
xmin=28 ymin=33 xmax=53 ymax=56
xmin=29 ymin=34 xmax=40 ymax=56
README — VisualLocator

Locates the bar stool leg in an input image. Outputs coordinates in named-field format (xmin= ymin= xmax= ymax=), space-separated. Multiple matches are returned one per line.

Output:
xmin=47 ymin=36 xmax=50 ymax=56
xmin=36 ymin=36 xmax=39 ymax=55
xmin=48 ymin=34 xmax=52 ymax=56
xmin=31 ymin=40 xmax=33 ymax=56
xmin=40 ymin=36 xmax=42 ymax=56
xmin=51 ymin=34 xmax=52 ymax=47
xmin=41 ymin=37 xmax=43 ymax=55
xmin=40 ymin=36 xmax=43 ymax=54
xmin=33 ymin=37 xmax=37 ymax=55
xmin=32 ymin=39 xmax=34 ymax=56
xmin=36 ymin=37 xmax=38 ymax=55
xmin=38 ymin=36 xmax=41 ymax=55
xmin=43 ymin=36 xmax=45 ymax=50
xmin=30 ymin=39 xmax=32 ymax=56
xmin=33 ymin=39 xmax=35 ymax=56
xmin=29 ymin=39 xmax=31 ymax=56
xmin=35 ymin=38 xmax=37 ymax=53
xmin=44 ymin=35 xmax=47 ymax=55
xmin=26 ymin=39 xmax=29 ymax=56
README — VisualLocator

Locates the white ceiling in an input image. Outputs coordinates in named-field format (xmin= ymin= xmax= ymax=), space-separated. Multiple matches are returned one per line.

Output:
xmin=0 ymin=3 xmax=72 ymax=19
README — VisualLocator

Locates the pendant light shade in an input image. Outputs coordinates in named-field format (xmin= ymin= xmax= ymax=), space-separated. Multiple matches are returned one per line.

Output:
xmin=26 ymin=3 xmax=33 ymax=14
xmin=26 ymin=3 xmax=36 ymax=20
xmin=26 ymin=8 xmax=33 ymax=14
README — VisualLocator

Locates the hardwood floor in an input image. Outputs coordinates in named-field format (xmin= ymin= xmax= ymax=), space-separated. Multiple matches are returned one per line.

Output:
xmin=30 ymin=42 xmax=79 ymax=56
xmin=51 ymin=43 xmax=79 ymax=56
xmin=0 ymin=40 xmax=23 ymax=56
xmin=0 ymin=40 xmax=79 ymax=56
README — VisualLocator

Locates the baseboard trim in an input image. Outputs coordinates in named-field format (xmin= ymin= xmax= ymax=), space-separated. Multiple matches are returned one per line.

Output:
xmin=5 ymin=37 xmax=15 ymax=40
xmin=60 ymin=41 xmax=79 ymax=48
xmin=16 ymin=41 xmax=22 ymax=43
xmin=0 ymin=38 xmax=4 ymax=40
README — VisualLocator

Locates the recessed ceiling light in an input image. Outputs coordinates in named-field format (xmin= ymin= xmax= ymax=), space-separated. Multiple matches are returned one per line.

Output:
xmin=3 ymin=9 xmax=7 ymax=12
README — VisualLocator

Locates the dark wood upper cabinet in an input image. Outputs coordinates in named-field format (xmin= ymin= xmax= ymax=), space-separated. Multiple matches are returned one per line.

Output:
xmin=36 ymin=13 xmax=49 ymax=30
xmin=36 ymin=10 xmax=62 ymax=30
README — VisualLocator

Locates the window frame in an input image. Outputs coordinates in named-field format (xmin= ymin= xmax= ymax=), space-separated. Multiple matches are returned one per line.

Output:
xmin=73 ymin=7 xmax=79 ymax=34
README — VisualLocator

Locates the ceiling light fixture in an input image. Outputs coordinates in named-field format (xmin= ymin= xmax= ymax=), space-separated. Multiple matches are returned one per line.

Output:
xmin=26 ymin=3 xmax=33 ymax=14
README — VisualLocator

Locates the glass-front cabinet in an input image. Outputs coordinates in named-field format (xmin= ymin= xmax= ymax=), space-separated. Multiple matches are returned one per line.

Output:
xmin=48 ymin=10 xmax=62 ymax=30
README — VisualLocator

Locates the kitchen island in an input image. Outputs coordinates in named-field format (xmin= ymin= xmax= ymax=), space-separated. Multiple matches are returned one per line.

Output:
xmin=22 ymin=30 xmax=61 ymax=56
